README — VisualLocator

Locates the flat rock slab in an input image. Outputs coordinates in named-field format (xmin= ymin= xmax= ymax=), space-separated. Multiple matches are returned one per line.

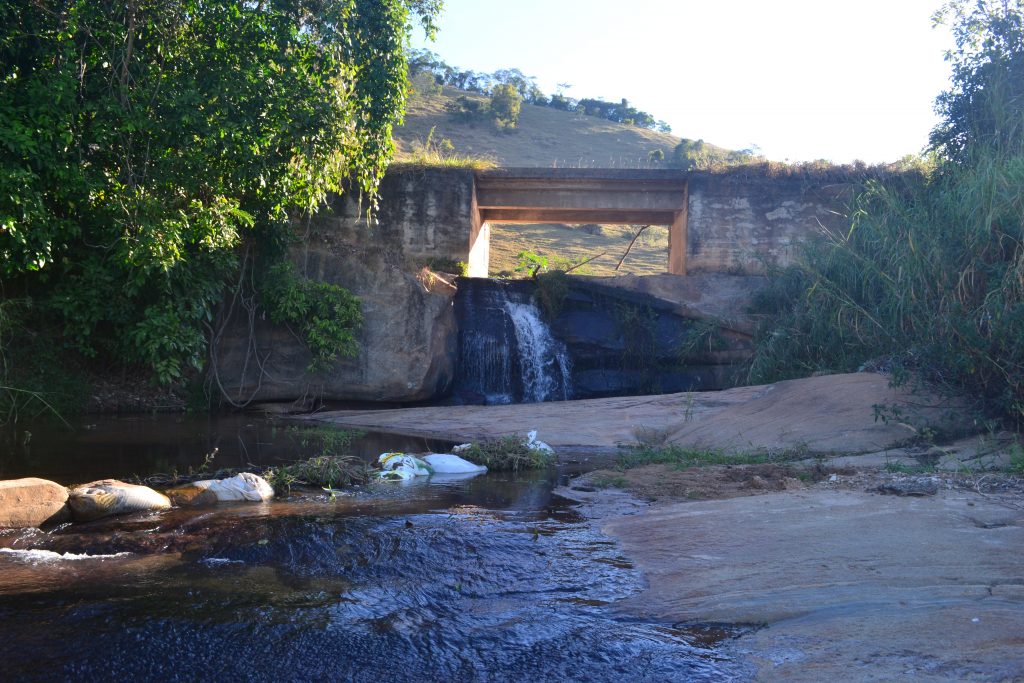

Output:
xmin=311 ymin=387 xmax=770 ymax=450
xmin=308 ymin=386 xmax=766 ymax=448
xmin=666 ymin=372 xmax=965 ymax=455
xmin=310 ymin=372 xmax=965 ymax=456
xmin=602 ymin=490 xmax=1024 ymax=681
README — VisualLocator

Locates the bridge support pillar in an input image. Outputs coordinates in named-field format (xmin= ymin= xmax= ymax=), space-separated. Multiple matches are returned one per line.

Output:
xmin=668 ymin=184 xmax=688 ymax=275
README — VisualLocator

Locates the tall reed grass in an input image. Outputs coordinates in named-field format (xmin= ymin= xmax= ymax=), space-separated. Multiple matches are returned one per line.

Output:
xmin=750 ymin=2 xmax=1024 ymax=426
xmin=749 ymin=147 xmax=1024 ymax=425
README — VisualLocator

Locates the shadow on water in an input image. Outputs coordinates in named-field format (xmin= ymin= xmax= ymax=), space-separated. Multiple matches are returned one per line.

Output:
xmin=0 ymin=414 xmax=458 ymax=485
xmin=0 ymin=415 xmax=751 ymax=681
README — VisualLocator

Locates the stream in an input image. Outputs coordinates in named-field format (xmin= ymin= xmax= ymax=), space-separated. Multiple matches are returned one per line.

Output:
xmin=0 ymin=415 xmax=750 ymax=681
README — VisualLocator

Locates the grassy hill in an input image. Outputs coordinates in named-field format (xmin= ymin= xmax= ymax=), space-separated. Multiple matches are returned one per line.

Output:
xmin=394 ymin=84 xmax=733 ymax=169
xmin=392 ymin=83 xmax=722 ymax=276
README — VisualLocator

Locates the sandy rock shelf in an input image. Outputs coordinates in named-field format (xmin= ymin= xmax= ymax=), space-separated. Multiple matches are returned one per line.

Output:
xmin=308 ymin=372 xmax=968 ymax=456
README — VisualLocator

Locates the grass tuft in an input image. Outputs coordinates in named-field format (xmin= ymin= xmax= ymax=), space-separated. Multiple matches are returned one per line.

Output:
xmin=616 ymin=444 xmax=812 ymax=471
xmin=393 ymin=126 xmax=496 ymax=170
xmin=265 ymin=455 xmax=369 ymax=493
xmin=459 ymin=435 xmax=555 ymax=471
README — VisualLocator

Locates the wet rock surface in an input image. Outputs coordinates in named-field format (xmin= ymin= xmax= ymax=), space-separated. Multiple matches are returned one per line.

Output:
xmin=599 ymin=488 xmax=1024 ymax=682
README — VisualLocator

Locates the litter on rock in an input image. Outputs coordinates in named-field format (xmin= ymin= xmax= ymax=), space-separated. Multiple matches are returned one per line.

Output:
xmin=377 ymin=452 xmax=434 ymax=480
xmin=525 ymin=430 xmax=554 ymax=454
xmin=192 ymin=472 xmax=275 ymax=502
xmin=422 ymin=453 xmax=487 ymax=474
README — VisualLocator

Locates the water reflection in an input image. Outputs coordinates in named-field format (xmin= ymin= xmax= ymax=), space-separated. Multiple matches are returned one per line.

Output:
xmin=0 ymin=414 xmax=456 ymax=484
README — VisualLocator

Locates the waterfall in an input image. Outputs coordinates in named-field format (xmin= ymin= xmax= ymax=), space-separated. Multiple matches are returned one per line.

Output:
xmin=453 ymin=279 xmax=572 ymax=405
xmin=503 ymin=301 xmax=573 ymax=403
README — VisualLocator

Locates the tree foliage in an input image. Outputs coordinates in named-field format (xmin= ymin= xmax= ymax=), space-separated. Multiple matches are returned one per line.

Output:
xmin=489 ymin=83 xmax=522 ymax=128
xmin=750 ymin=0 xmax=1024 ymax=425
xmin=931 ymin=0 xmax=1024 ymax=162
xmin=0 ymin=0 xmax=435 ymax=385
xmin=410 ymin=49 xmax=669 ymax=132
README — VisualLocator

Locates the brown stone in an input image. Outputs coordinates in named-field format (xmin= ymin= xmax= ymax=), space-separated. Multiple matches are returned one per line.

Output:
xmin=0 ymin=478 xmax=70 ymax=528
xmin=166 ymin=486 xmax=219 ymax=507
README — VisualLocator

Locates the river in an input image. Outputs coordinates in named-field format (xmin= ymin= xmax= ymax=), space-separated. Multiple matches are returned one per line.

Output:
xmin=0 ymin=415 xmax=750 ymax=681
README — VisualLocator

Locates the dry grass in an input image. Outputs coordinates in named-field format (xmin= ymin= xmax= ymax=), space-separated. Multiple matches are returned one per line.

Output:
xmin=394 ymin=86 xmax=701 ymax=168
xmin=488 ymin=223 xmax=669 ymax=277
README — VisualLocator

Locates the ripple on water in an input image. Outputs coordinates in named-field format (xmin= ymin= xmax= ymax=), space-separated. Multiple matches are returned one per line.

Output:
xmin=0 ymin=504 xmax=752 ymax=681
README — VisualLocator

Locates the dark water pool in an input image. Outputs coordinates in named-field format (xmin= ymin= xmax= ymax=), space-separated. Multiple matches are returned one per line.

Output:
xmin=0 ymin=416 xmax=751 ymax=681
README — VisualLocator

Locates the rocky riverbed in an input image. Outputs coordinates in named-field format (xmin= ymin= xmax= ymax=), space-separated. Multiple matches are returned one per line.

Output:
xmin=561 ymin=476 xmax=1024 ymax=682
xmin=309 ymin=371 xmax=1024 ymax=681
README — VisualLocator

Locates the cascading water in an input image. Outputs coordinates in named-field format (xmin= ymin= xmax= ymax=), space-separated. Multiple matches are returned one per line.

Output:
xmin=503 ymin=301 xmax=573 ymax=403
xmin=454 ymin=279 xmax=572 ymax=404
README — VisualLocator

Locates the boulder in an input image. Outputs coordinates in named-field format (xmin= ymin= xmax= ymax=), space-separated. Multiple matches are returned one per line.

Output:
xmin=0 ymin=478 xmax=70 ymax=528
xmin=68 ymin=480 xmax=171 ymax=522
xmin=212 ymin=245 xmax=457 ymax=403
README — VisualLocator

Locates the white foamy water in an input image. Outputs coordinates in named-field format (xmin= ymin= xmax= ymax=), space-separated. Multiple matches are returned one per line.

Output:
xmin=201 ymin=557 xmax=245 ymax=567
xmin=503 ymin=301 xmax=572 ymax=402
xmin=0 ymin=548 xmax=131 ymax=562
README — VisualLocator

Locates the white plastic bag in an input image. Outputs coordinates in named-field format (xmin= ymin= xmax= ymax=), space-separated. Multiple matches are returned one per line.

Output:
xmin=525 ymin=430 xmax=554 ymax=454
xmin=193 ymin=472 xmax=274 ymax=502
xmin=377 ymin=452 xmax=433 ymax=480
xmin=422 ymin=453 xmax=487 ymax=474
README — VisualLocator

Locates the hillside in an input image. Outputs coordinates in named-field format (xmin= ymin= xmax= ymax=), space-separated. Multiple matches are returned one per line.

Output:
xmin=394 ymin=85 xmax=731 ymax=168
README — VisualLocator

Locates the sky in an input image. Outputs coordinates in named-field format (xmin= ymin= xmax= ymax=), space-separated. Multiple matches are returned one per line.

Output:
xmin=410 ymin=0 xmax=958 ymax=163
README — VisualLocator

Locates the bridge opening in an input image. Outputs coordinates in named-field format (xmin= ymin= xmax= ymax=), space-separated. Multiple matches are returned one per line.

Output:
xmin=486 ymin=222 xmax=670 ymax=278
xmin=468 ymin=169 xmax=689 ymax=278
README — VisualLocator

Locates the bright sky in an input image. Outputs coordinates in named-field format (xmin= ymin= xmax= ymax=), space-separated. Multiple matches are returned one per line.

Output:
xmin=411 ymin=0 xmax=957 ymax=163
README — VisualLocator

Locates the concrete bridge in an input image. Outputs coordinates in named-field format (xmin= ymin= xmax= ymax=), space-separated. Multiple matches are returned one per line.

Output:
xmin=325 ymin=166 xmax=852 ymax=277
xmin=215 ymin=165 xmax=860 ymax=405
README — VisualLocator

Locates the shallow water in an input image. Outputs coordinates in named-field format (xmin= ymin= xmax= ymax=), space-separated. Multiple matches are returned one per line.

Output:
xmin=0 ymin=416 xmax=751 ymax=681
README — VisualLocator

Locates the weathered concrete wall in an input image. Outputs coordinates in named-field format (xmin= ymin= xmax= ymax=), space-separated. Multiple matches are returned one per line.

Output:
xmin=315 ymin=167 xmax=476 ymax=263
xmin=212 ymin=243 xmax=457 ymax=404
xmin=311 ymin=168 xmax=855 ymax=277
xmin=210 ymin=167 xmax=859 ymax=405
xmin=686 ymin=174 xmax=854 ymax=274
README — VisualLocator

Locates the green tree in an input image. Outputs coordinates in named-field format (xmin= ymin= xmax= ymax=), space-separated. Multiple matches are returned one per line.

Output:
xmin=489 ymin=83 xmax=523 ymax=128
xmin=930 ymin=0 xmax=1024 ymax=162
xmin=0 ymin=0 xmax=439 ymax=386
